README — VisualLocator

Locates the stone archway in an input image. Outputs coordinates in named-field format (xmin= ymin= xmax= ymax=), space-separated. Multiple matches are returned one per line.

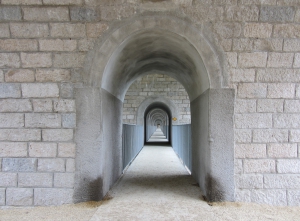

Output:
xmin=74 ymin=15 xmax=235 ymax=203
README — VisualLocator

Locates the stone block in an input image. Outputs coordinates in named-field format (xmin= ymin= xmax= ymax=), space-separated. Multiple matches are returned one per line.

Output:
xmin=86 ymin=23 xmax=109 ymax=38
xmin=264 ymin=174 xmax=300 ymax=188
xmin=267 ymin=143 xmax=297 ymax=158
xmin=0 ymin=39 xmax=38 ymax=52
xmin=43 ymin=0 xmax=82 ymax=5
xmin=235 ymin=144 xmax=266 ymax=158
xmin=21 ymin=53 xmax=52 ymax=68
xmin=38 ymin=158 xmax=65 ymax=172
xmin=235 ymin=129 xmax=252 ymax=143
xmin=235 ymin=174 xmax=263 ymax=189
xmin=284 ymin=39 xmax=300 ymax=51
xmin=62 ymin=113 xmax=76 ymax=128
xmin=0 ymin=6 xmax=21 ymax=21
xmin=34 ymin=188 xmax=73 ymax=206
xmin=54 ymin=173 xmax=75 ymax=188
xmin=238 ymin=52 xmax=267 ymax=68
xmin=244 ymin=159 xmax=275 ymax=173
xmin=0 ymin=53 xmax=20 ymax=68
xmin=0 ymin=142 xmax=27 ymax=157
xmin=277 ymin=0 xmax=300 ymax=5
xmin=288 ymin=190 xmax=300 ymax=206
xmin=32 ymin=99 xmax=53 ymax=112
xmin=10 ymin=23 xmax=49 ymax=38
xmin=257 ymin=99 xmax=283 ymax=113
xmin=0 ymin=84 xmax=21 ymax=98
xmin=25 ymin=113 xmax=61 ymax=128
xmin=273 ymin=24 xmax=300 ymax=38
xmin=235 ymin=189 xmax=251 ymax=203
xmin=53 ymin=53 xmax=86 ymax=68
xmin=22 ymin=83 xmax=59 ymax=98
xmin=235 ymin=159 xmax=243 ymax=174
xmin=253 ymin=129 xmax=288 ymax=143
xmin=100 ymin=6 xmax=136 ymax=21
xmin=267 ymin=83 xmax=295 ymax=98
xmin=244 ymin=23 xmax=272 ymax=38
xmin=42 ymin=129 xmax=73 ymax=141
xmin=50 ymin=23 xmax=85 ymax=38
xmin=0 ymin=129 xmax=41 ymax=141
xmin=251 ymin=189 xmax=287 ymax=206
xmin=66 ymin=159 xmax=75 ymax=172
xmin=36 ymin=69 xmax=71 ymax=82
xmin=39 ymin=40 xmax=77 ymax=52
xmin=0 ymin=24 xmax=10 ymax=38
xmin=277 ymin=159 xmax=300 ymax=173
xmin=285 ymin=100 xmax=300 ymax=112
xmin=235 ymin=113 xmax=272 ymax=129
xmin=2 ymin=0 xmax=42 ymax=4
xmin=54 ymin=100 xmax=75 ymax=112
xmin=23 ymin=7 xmax=69 ymax=21
xmin=213 ymin=22 xmax=242 ymax=38
xmin=58 ymin=143 xmax=76 ymax=158
xmin=2 ymin=158 xmax=36 ymax=172
xmin=260 ymin=6 xmax=295 ymax=22
xmin=238 ymin=83 xmax=267 ymax=98
xmin=60 ymin=83 xmax=73 ymax=98
xmin=0 ymin=113 xmax=24 ymax=128
xmin=70 ymin=7 xmax=100 ymax=21
xmin=235 ymin=99 xmax=256 ymax=113
xmin=230 ymin=69 xmax=255 ymax=82
xmin=0 ymin=70 xmax=3 ymax=82
xmin=226 ymin=52 xmax=237 ymax=67
xmin=296 ymin=9 xmax=300 ymax=23
xmin=257 ymin=69 xmax=300 ymax=83
xmin=0 ymin=188 xmax=4 ymax=206
xmin=78 ymin=39 xmax=95 ymax=51
xmin=6 ymin=188 xmax=33 ymax=206
xmin=290 ymin=130 xmax=300 ymax=142
xmin=232 ymin=39 xmax=253 ymax=52
xmin=267 ymin=53 xmax=294 ymax=68
xmin=225 ymin=5 xmax=259 ymax=22
xmin=274 ymin=114 xmax=300 ymax=128
xmin=29 ymin=143 xmax=57 ymax=157
xmin=5 ymin=69 xmax=35 ymax=83
xmin=253 ymin=39 xmax=283 ymax=51
xmin=294 ymin=53 xmax=300 ymax=68
xmin=18 ymin=173 xmax=52 ymax=187
xmin=0 ymin=173 xmax=17 ymax=187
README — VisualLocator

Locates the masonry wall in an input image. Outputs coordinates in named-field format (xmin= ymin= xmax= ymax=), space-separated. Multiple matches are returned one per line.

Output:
xmin=0 ymin=0 xmax=299 ymax=206
xmin=123 ymin=74 xmax=190 ymax=125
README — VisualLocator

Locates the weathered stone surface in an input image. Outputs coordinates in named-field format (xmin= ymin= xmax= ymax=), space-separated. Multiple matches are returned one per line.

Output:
xmin=253 ymin=39 xmax=283 ymax=51
xmin=32 ymin=99 xmax=53 ymax=112
xmin=0 ymin=113 xmax=24 ymax=128
xmin=235 ymin=144 xmax=266 ymax=158
xmin=50 ymin=23 xmax=85 ymax=38
xmin=232 ymin=39 xmax=253 ymax=52
xmin=6 ymin=188 xmax=33 ymax=206
xmin=0 ymin=6 xmax=21 ymax=21
xmin=235 ymin=129 xmax=252 ymax=143
xmin=21 ymin=53 xmax=52 ymax=68
xmin=23 ymin=7 xmax=69 ymax=21
xmin=54 ymin=100 xmax=75 ymax=112
xmin=284 ymin=39 xmax=300 ymax=51
xmin=235 ymin=189 xmax=251 ymax=202
xmin=0 ymin=70 xmax=3 ymax=82
xmin=264 ymin=174 xmax=300 ymax=188
xmin=238 ymin=83 xmax=267 ymax=98
xmin=18 ymin=173 xmax=52 ymax=187
xmin=241 ymin=0 xmax=276 ymax=5
xmin=277 ymin=159 xmax=300 ymax=173
xmin=0 ymin=53 xmax=20 ymax=68
xmin=285 ymin=100 xmax=300 ymax=112
xmin=0 ymin=173 xmax=17 ymax=187
xmin=0 ymin=39 xmax=38 ymax=51
xmin=235 ymin=113 xmax=272 ymax=129
xmin=238 ymin=52 xmax=267 ymax=68
xmin=100 ymin=6 xmax=136 ymax=21
xmin=235 ymin=159 xmax=243 ymax=174
xmin=29 ymin=143 xmax=57 ymax=157
xmin=260 ymin=6 xmax=295 ymax=22
xmin=39 ymin=40 xmax=77 ymax=52
xmin=235 ymin=99 xmax=256 ymax=113
xmin=267 ymin=53 xmax=294 ymax=68
xmin=58 ymin=143 xmax=76 ymax=157
xmin=230 ymin=68 xmax=255 ymax=82
xmin=244 ymin=23 xmax=272 ymax=38
xmin=0 ymin=24 xmax=10 ymax=38
xmin=66 ymin=159 xmax=75 ymax=172
xmin=251 ymin=189 xmax=287 ymax=206
xmin=253 ymin=129 xmax=288 ymax=143
xmin=294 ymin=53 xmax=300 ymax=68
xmin=267 ymin=83 xmax=295 ymax=98
xmin=36 ymin=69 xmax=71 ymax=82
xmin=225 ymin=5 xmax=259 ymax=22
xmin=54 ymin=173 xmax=75 ymax=188
xmin=273 ymin=24 xmax=300 ymax=38
xmin=257 ymin=99 xmax=283 ymax=113
xmin=25 ymin=113 xmax=61 ymax=128
xmin=2 ymin=158 xmax=36 ymax=172
xmin=290 ymin=130 xmax=300 ymax=142
xmin=267 ymin=143 xmax=297 ymax=158
xmin=0 ymin=142 xmax=27 ymax=157
xmin=226 ymin=52 xmax=237 ymax=67
xmin=0 ymin=129 xmax=41 ymax=141
xmin=42 ymin=129 xmax=73 ymax=141
xmin=86 ymin=23 xmax=109 ymax=38
xmin=214 ymin=22 xmax=241 ymax=38
xmin=34 ymin=188 xmax=73 ymax=206
xmin=2 ymin=0 xmax=42 ymax=4
xmin=236 ymin=174 xmax=263 ymax=189
xmin=274 ymin=114 xmax=300 ymax=128
xmin=62 ymin=113 xmax=76 ymax=128
xmin=60 ymin=83 xmax=73 ymax=98
xmin=43 ymin=0 xmax=82 ymax=5
xmin=288 ymin=190 xmax=300 ymax=206
xmin=22 ymin=83 xmax=59 ymax=98
xmin=257 ymin=69 xmax=300 ymax=83
xmin=38 ymin=158 xmax=65 ymax=172
xmin=10 ymin=23 xmax=49 ymax=38
xmin=0 ymin=83 xmax=21 ymax=98
xmin=0 ymin=188 xmax=4 ymax=206
xmin=70 ymin=7 xmax=100 ymax=21
xmin=5 ymin=69 xmax=35 ymax=83
xmin=53 ymin=53 xmax=86 ymax=68
xmin=244 ymin=159 xmax=275 ymax=173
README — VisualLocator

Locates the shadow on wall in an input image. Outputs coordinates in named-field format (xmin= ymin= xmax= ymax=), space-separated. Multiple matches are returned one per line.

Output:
xmin=205 ymin=174 xmax=224 ymax=202
xmin=76 ymin=177 xmax=103 ymax=202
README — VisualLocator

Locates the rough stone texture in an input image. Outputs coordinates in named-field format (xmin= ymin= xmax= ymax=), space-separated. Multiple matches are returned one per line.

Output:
xmin=29 ymin=143 xmax=57 ymax=158
xmin=54 ymin=100 xmax=75 ymax=112
xmin=288 ymin=190 xmax=300 ymax=206
xmin=6 ymin=188 xmax=33 ymax=206
xmin=0 ymin=173 xmax=17 ymax=187
xmin=0 ymin=129 xmax=41 ymax=141
xmin=0 ymin=188 xmax=5 ymax=206
xmin=267 ymin=53 xmax=294 ymax=68
xmin=267 ymin=143 xmax=297 ymax=158
xmin=244 ymin=159 xmax=275 ymax=173
xmin=10 ymin=23 xmax=49 ymax=38
xmin=0 ymin=6 xmax=22 ymax=21
xmin=238 ymin=52 xmax=267 ymax=68
xmin=70 ymin=7 xmax=101 ymax=21
xmin=50 ymin=23 xmax=86 ymax=38
xmin=62 ymin=113 xmax=76 ymax=128
xmin=53 ymin=53 xmax=86 ymax=68
xmin=86 ymin=23 xmax=109 ymax=38
xmin=38 ymin=159 xmax=65 ymax=172
xmin=260 ymin=6 xmax=295 ymax=22
xmin=25 ymin=113 xmax=61 ymax=128
xmin=5 ymin=69 xmax=35 ymax=83
xmin=23 ymin=7 xmax=70 ymax=21
xmin=0 ymin=53 xmax=20 ymax=68
xmin=235 ymin=144 xmax=266 ymax=158
xmin=18 ymin=173 xmax=52 ymax=187
xmin=267 ymin=83 xmax=295 ymax=98
xmin=0 ymin=142 xmax=27 ymax=157
xmin=244 ymin=23 xmax=272 ymax=38
xmin=1 ymin=0 xmax=42 ymax=4
xmin=0 ymin=84 xmax=21 ymax=98
xmin=34 ymin=188 xmax=73 ymax=206
xmin=257 ymin=99 xmax=283 ymax=113
xmin=58 ymin=143 xmax=76 ymax=158
xmin=251 ymin=189 xmax=287 ymax=206
xmin=32 ymin=99 xmax=53 ymax=112
xmin=2 ymin=158 xmax=36 ymax=172
xmin=22 ymin=83 xmax=59 ymax=98
xmin=54 ymin=173 xmax=75 ymax=187
xmin=42 ymin=129 xmax=73 ymax=141
xmin=0 ymin=39 xmax=38 ymax=52
xmin=21 ymin=53 xmax=52 ymax=68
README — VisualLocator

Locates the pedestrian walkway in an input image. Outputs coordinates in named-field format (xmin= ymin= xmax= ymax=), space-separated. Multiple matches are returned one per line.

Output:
xmin=147 ymin=128 xmax=168 ymax=142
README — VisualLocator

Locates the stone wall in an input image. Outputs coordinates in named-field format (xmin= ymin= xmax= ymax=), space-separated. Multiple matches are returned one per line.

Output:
xmin=0 ymin=0 xmax=299 ymax=206
xmin=123 ymin=74 xmax=190 ymax=125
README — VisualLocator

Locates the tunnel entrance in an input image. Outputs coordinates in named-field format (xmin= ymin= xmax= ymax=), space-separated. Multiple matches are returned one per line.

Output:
xmin=74 ymin=15 xmax=235 ymax=203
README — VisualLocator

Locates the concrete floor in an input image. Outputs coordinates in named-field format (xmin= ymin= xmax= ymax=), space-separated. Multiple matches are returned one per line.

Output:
xmin=147 ymin=128 xmax=168 ymax=142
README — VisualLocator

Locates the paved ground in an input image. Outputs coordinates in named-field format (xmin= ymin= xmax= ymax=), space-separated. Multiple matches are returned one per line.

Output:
xmin=147 ymin=128 xmax=168 ymax=142
xmin=1 ymin=145 xmax=300 ymax=221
